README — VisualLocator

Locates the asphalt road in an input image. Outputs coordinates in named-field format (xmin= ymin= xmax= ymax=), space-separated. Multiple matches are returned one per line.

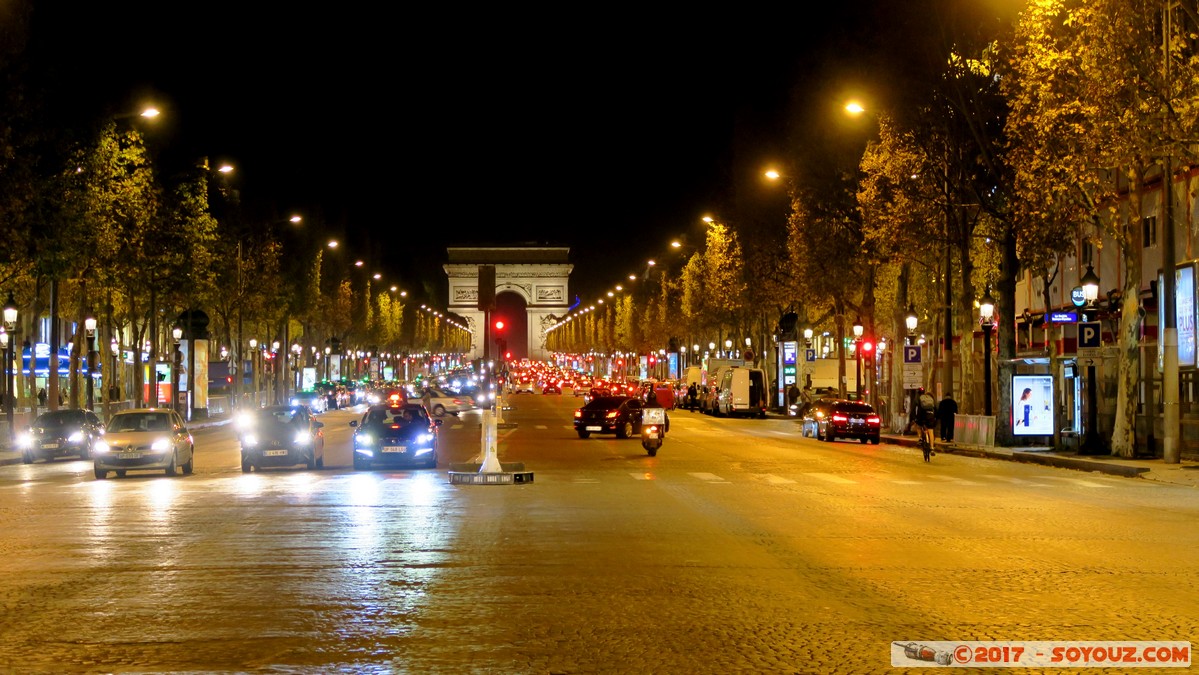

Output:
xmin=0 ymin=394 xmax=1195 ymax=674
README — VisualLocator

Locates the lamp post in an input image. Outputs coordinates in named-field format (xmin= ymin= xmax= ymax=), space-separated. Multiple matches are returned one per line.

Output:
xmin=84 ymin=316 xmax=97 ymax=411
xmin=803 ymin=328 xmax=814 ymax=388
xmin=724 ymin=339 xmax=733 ymax=359
xmin=248 ymin=338 xmax=259 ymax=406
xmin=291 ymin=342 xmax=302 ymax=397
xmin=979 ymin=287 xmax=995 ymax=416
xmin=110 ymin=337 xmax=120 ymax=405
xmin=1080 ymin=264 xmax=1103 ymax=454
xmin=853 ymin=317 xmax=864 ymax=399
xmin=905 ymin=305 xmax=918 ymax=346
xmin=3 ymin=293 xmax=17 ymax=437
xmin=171 ymin=324 xmax=183 ymax=415
xmin=0 ymin=328 xmax=8 ymax=438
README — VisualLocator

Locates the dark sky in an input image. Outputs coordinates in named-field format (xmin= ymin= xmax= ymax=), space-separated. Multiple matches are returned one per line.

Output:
xmin=18 ymin=2 xmax=985 ymax=308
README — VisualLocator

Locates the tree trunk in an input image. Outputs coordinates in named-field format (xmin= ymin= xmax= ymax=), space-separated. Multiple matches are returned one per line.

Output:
xmin=994 ymin=228 xmax=1019 ymax=447
xmin=1111 ymin=166 xmax=1147 ymax=457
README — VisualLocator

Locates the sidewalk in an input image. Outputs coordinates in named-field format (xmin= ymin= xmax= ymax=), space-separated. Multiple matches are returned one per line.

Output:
xmin=880 ymin=432 xmax=1199 ymax=488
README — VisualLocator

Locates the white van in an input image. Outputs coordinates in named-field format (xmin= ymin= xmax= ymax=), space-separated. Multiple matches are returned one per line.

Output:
xmin=716 ymin=366 xmax=768 ymax=418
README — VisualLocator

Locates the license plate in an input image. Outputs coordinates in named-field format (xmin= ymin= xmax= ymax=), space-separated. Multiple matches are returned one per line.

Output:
xmin=263 ymin=450 xmax=288 ymax=457
xmin=41 ymin=442 xmax=59 ymax=449
xmin=118 ymin=452 xmax=140 ymax=460
xmin=585 ymin=426 xmax=603 ymax=431
xmin=645 ymin=429 xmax=659 ymax=438
xmin=382 ymin=446 xmax=406 ymax=453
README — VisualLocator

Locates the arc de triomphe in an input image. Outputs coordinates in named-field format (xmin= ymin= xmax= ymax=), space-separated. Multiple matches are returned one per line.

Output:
xmin=444 ymin=247 xmax=573 ymax=361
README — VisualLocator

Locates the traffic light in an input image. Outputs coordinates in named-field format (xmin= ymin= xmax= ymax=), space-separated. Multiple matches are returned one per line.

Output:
xmin=861 ymin=340 xmax=874 ymax=369
xmin=648 ymin=354 xmax=656 ymax=366
xmin=494 ymin=319 xmax=505 ymax=332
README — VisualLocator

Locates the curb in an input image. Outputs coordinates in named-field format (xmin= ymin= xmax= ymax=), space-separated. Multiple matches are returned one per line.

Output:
xmin=883 ymin=434 xmax=1149 ymax=478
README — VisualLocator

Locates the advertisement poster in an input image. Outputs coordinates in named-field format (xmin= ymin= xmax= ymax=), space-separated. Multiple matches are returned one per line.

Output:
xmin=1178 ymin=263 xmax=1196 ymax=368
xmin=1012 ymin=374 xmax=1053 ymax=436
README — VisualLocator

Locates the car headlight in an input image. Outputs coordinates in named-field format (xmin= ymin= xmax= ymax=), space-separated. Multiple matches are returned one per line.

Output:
xmin=236 ymin=412 xmax=255 ymax=430
xmin=150 ymin=438 xmax=172 ymax=452
xmin=68 ymin=431 xmax=85 ymax=443
xmin=290 ymin=398 xmax=301 ymax=407
xmin=242 ymin=434 xmax=259 ymax=447
xmin=93 ymin=440 xmax=111 ymax=454
xmin=16 ymin=433 xmax=33 ymax=448
xmin=356 ymin=433 xmax=374 ymax=447
xmin=293 ymin=431 xmax=311 ymax=445
xmin=419 ymin=433 xmax=435 ymax=444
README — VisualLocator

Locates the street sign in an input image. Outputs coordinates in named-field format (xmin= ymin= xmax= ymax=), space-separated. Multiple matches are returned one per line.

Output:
xmin=805 ymin=348 xmax=816 ymax=363
xmin=903 ymin=345 xmax=922 ymax=364
xmin=1078 ymin=321 xmax=1102 ymax=358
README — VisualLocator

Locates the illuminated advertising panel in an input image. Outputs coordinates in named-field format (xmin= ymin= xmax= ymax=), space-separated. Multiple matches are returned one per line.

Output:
xmin=1012 ymin=374 xmax=1053 ymax=436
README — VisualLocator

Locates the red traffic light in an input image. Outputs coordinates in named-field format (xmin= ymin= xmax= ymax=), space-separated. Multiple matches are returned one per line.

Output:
xmin=494 ymin=320 xmax=505 ymax=331
xmin=862 ymin=341 xmax=874 ymax=353
xmin=504 ymin=351 xmax=512 ymax=360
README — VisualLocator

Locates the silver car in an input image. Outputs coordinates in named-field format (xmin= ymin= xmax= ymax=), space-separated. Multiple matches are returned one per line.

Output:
xmin=93 ymin=409 xmax=195 ymax=479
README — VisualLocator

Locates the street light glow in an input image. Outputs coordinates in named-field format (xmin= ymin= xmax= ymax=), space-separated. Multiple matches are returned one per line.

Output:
xmin=845 ymin=101 xmax=865 ymax=116
xmin=764 ymin=169 xmax=780 ymax=180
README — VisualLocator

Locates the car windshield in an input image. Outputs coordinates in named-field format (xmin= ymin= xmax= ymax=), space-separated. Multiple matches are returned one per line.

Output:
xmin=835 ymin=402 xmax=875 ymax=413
xmin=256 ymin=408 xmax=301 ymax=425
xmin=366 ymin=406 xmax=423 ymax=426
xmin=34 ymin=410 xmax=84 ymax=426
xmin=584 ymin=396 xmax=627 ymax=410
xmin=109 ymin=413 xmax=171 ymax=432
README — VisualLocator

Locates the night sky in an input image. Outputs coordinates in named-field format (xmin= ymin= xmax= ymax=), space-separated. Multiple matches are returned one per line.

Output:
xmin=16 ymin=2 xmax=1005 ymax=309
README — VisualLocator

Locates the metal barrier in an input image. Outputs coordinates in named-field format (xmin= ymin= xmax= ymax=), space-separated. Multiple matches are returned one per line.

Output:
xmin=954 ymin=414 xmax=996 ymax=447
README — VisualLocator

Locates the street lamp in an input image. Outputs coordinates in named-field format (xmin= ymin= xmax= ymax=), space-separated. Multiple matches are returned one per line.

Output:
xmin=0 ymin=328 xmax=7 ymax=436
xmin=979 ymin=287 xmax=996 ymax=416
xmin=84 ymin=316 xmax=97 ymax=411
xmin=1080 ymin=264 xmax=1103 ymax=454
xmin=171 ymin=324 xmax=183 ymax=415
xmin=3 ymin=292 xmax=17 ymax=437
xmin=852 ymin=317 xmax=865 ymax=399
xmin=905 ymin=304 xmax=918 ymax=345
xmin=248 ymin=338 xmax=259 ymax=405
xmin=724 ymin=339 xmax=733 ymax=358
xmin=110 ymin=337 xmax=120 ymax=405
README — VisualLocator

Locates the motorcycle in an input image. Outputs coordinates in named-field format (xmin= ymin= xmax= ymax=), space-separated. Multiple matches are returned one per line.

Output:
xmin=641 ymin=407 xmax=666 ymax=456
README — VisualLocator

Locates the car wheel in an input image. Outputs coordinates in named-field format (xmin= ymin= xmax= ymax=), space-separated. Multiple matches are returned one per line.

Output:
xmin=860 ymin=436 xmax=868 ymax=444
xmin=576 ymin=430 xmax=590 ymax=439
xmin=316 ymin=455 xmax=325 ymax=469
xmin=182 ymin=447 xmax=194 ymax=474
xmin=21 ymin=451 xmax=33 ymax=464
xmin=79 ymin=439 xmax=91 ymax=460
xmin=94 ymin=467 xmax=107 ymax=479
xmin=433 ymin=404 xmax=446 ymax=417
xmin=241 ymin=456 xmax=253 ymax=473
xmin=306 ymin=451 xmax=317 ymax=470
xmin=425 ymin=453 xmax=438 ymax=469
xmin=616 ymin=421 xmax=632 ymax=439
xmin=826 ymin=429 xmax=836 ymax=442
xmin=869 ymin=436 xmax=880 ymax=445
xmin=165 ymin=450 xmax=178 ymax=476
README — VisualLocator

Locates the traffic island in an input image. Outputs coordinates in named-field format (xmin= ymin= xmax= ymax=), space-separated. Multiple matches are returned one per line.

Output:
xmin=447 ymin=409 xmax=533 ymax=485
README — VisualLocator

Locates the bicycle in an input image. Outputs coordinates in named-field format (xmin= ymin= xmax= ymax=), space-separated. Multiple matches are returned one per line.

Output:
xmin=916 ymin=421 xmax=935 ymax=462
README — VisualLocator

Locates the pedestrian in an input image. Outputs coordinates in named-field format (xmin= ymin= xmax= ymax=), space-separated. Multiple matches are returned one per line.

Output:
xmin=37 ymin=388 xmax=47 ymax=408
xmin=787 ymin=383 xmax=800 ymax=410
xmin=937 ymin=393 xmax=958 ymax=443
xmin=687 ymin=382 xmax=698 ymax=412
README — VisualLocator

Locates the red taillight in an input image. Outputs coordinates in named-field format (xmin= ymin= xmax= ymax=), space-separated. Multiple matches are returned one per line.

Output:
xmin=606 ymin=411 xmax=618 ymax=419
xmin=832 ymin=414 xmax=848 ymax=422
xmin=866 ymin=415 xmax=881 ymax=424
xmin=646 ymin=425 xmax=659 ymax=433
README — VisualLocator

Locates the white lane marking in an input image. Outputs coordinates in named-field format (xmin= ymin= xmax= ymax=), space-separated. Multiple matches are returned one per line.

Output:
xmin=805 ymin=472 xmax=857 ymax=484
xmin=983 ymin=475 xmax=1052 ymax=487
xmin=925 ymin=475 xmax=983 ymax=486
xmin=689 ymin=472 xmax=729 ymax=483
xmin=891 ymin=480 xmax=923 ymax=485
xmin=573 ymin=478 xmax=599 ymax=484
xmin=535 ymin=425 xmax=548 ymax=429
xmin=760 ymin=474 xmax=796 ymax=484
xmin=630 ymin=473 xmax=654 ymax=481
xmin=1059 ymin=478 xmax=1113 ymax=488
xmin=770 ymin=430 xmax=793 ymax=437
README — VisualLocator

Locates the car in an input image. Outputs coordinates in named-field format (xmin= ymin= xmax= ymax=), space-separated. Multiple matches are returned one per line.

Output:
xmin=17 ymin=408 xmax=105 ymax=463
xmin=803 ymin=399 xmax=881 ymax=444
xmin=574 ymin=395 xmax=648 ymax=439
xmin=237 ymin=405 xmax=326 ymax=472
xmin=419 ymin=387 xmax=477 ymax=417
xmin=541 ymin=381 xmax=561 ymax=395
xmin=92 ymin=408 xmax=195 ymax=479
xmin=349 ymin=403 xmax=441 ymax=469
xmin=511 ymin=376 xmax=535 ymax=394
xmin=289 ymin=390 xmax=328 ymax=414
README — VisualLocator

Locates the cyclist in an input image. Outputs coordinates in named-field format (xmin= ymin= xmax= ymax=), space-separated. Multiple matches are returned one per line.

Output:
xmin=911 ymin=388 xmax=937 ymax=461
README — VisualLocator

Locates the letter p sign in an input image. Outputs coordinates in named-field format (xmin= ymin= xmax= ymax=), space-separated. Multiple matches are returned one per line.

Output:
xmin=1079 ymin=321 xmax=1102 ymax=349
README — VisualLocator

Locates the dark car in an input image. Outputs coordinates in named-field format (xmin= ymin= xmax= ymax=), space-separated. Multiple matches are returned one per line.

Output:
xmin=237 ymin=405 xmax=326 ymax=472
xmin=574 ymin=395 xmax=647 ymax=439
xmin=18 ymin=408 xmax=105 ymax=463
xmin=803 ymin=399 xmax=881 ymax=444
xmin=350 ymin=403 xmax=441 ymax=470
xmin=541 ymin=381 xmax=561 ymax=395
